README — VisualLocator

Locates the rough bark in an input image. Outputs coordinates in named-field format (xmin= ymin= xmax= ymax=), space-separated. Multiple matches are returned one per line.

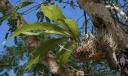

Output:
xmin=78 ymin=0 xmax=128 ymax=69
xmin=78 ymin=0 xmax=128 ymax=47
xmin=0 ymin=0 xmax=85 ymax=76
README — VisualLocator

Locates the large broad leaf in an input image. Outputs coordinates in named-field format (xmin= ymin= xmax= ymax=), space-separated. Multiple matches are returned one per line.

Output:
xmin=9 ymin=22 xmax=69 ymax=39
xmin=15 ymin=1 xmax=33 ymax=10
xmin=41 ymin=4 xmax=69 ymax=30
xmin=41 ymin=4 xmax=65 ymax=21
xmin=64 ymin=19 xmax=80 ymax=41
xmin=58 ymin=41 xmax=76 ymax=64
xmin=41 ymin=4 xmax=80 ymax=39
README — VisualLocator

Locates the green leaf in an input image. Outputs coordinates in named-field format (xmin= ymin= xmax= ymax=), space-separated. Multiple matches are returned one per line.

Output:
xmin=41 ymin=4 xmax=69 ymax=30
xmin=40 ymin=4 xmax=80 ymax=37
xmin=22 ymin=32 xmax=42 ymax=35
xmin=22 ymin=31 xmax=67 ymax=36
xmin=35 ymin=37 xmax=67 ymax=57
xmin=41 ymin=4 xmax=65 ymax=21
xmin=15 ymin=1 xmax=33 ymax=10
xmin=9 ymin=22 xmax=69 ymax=39
xmin=58 ymin=41 xmax=76 ymax=64
xmin=24 ymin=55 xmax=40 ymax=71
xmin=64 ymin=19 xmax=79 ymax=41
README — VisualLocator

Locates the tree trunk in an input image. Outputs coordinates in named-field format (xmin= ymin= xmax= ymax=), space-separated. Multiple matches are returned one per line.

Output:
xmin=78 ymin=0 xmax=128 ymax=72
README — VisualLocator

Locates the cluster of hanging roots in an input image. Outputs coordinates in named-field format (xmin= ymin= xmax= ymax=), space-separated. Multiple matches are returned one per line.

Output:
xmin=72 ymin=34 xmax=105 ymax=61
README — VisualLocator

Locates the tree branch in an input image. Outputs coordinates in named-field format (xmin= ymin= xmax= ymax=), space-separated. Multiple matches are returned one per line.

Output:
xmin=78 ymin=0 xmax=128 ymax=69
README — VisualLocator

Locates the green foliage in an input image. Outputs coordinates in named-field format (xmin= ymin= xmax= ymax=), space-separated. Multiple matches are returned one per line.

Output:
xmin=41 ymin=4 xmax=80 ymax=41
xmin=0 ymin=1 xmax=33 ymax=25
xmin=24 ymin=55 xmax=40 ymax=71
xmin=58 ymin=41 xmax=76 ymax=64
xmin=6 ymin=4 xmax=80 ymax=70
xmin=41 ymin=4 xmax=68 ymax=30
xmin=0 ymin=41 xmax=28 ymax=75
xmin=24 ymin=37 xmax=67 ymax=70
xmin=9 ymin=22 xmax=69 ymax=39
xmin=35 ymin=37 xmax=67 ymax=56
xmin=15 ymin=1 xmax=33 ymax=11
xmin=64 ymin=19 xmax=80 ymax=41
xmin=41 ymin=4 xmax=65 ymax=21
xmin=32 ymin=63 xmax=51 ymax=76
